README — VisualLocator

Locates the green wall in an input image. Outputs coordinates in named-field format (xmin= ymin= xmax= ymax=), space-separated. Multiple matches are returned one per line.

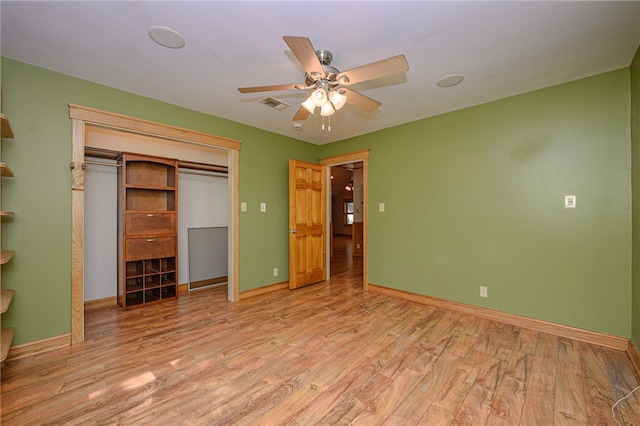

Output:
xmin=1 ymin=56 xmax=635 ymax=346
xmin=320 ymin=69 xmax=632 ymax=337
xmin=0 ymin=58 xmax=316 ymax=345
xmin=631 ymin=44 xmax=640 ymax=350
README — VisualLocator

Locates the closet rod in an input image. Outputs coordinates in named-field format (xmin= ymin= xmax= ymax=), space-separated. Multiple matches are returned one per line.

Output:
xmin=85 ymin=159 xmax=227 ymax=177
xmin=179 ymin=169 xmax=228 ymax=178
xmin=85 ymin=159 xmax=120 ymax=167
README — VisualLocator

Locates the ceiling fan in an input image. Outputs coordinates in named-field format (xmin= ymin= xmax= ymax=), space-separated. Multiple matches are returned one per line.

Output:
xmin=238 ymin=36 xmax=409 ymax=128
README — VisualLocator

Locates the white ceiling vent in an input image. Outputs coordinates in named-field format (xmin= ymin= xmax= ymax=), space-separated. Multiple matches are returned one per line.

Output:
xmin=259 ymin=97 xmax=289 ymax=110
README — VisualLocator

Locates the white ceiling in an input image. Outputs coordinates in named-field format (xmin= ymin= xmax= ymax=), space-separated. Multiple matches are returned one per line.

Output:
xmin=2 ymin=1 xmax=639 ymax=145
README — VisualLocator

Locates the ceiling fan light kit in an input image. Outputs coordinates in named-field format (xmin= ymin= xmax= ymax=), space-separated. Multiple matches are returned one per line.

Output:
xmin=320 ymin=101 xmax=335 ymax=117
xmin=328 ymin=90 xmax=347 ymax=110
xmin=238 ymin=35 xmax=409 ymax=131
xmin=301 ymin=97 xmax=316 ymax=114
xmin=311 ymin=88 xmax=328 ymax=107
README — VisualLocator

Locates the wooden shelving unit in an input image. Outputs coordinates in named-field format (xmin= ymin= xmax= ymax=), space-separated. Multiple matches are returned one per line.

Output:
xmin=0 ymin=250 xmax=15 ymax=265
xmin=118 ymin=153 xmax=178 ymax=310
xmin=1 ymin=163 xmax=14 ymax=177
xmin=0 ymin=327 xmax=14 ymax=362
xmin=1 ymin=104 xmax=15 ymax=362
xmin=1 ymin=114 xmax=13 ymax=139
xmin=1 ymin=289 xmax=14 ymax=314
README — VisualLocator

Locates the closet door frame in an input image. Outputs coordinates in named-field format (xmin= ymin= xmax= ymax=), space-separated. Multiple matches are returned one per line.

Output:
xmin=69 ymin=104 xmax=241 ymax=344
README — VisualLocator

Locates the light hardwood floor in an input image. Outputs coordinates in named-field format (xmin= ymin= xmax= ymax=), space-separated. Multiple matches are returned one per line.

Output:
xmin=1 ymin=235 xmax=639 ymax=425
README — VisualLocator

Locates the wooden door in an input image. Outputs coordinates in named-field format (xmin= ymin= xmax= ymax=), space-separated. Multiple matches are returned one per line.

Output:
xmin=289 ymin=159 xmax=326 ymax=289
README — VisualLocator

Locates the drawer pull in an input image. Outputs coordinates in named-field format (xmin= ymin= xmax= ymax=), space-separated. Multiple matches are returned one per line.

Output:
xmin=146 ymin=214 xmax=158 ymax=217
xmin=147 ymin=239 xmax=158 ymax=242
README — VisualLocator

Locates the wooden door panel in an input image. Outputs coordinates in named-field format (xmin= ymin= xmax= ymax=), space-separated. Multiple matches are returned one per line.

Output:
xmin=289 ymin=159 xmax=326 ymax=289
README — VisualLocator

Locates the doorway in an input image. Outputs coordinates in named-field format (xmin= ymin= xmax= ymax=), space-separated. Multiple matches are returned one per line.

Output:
xmin=329 ymin=162 xmax=364 ymax=282
xmin=319 ymin=150 xmax=369 ymax=290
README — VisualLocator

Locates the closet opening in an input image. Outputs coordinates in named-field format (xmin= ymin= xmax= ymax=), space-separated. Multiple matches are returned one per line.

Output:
xmin=84 ymin=146 xmax=231 ymax=310
xmin=70 ymin=104 xmax=240 ymax=344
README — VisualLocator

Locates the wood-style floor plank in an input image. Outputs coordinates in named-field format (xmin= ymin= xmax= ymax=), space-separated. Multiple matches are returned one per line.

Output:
xmin=1 ymin=236 xmax=639 ymax=425
xmin=555 ymin=337 xmax=588 ymax=424
xmin=580 ymin=342 xmax=617 ymax=425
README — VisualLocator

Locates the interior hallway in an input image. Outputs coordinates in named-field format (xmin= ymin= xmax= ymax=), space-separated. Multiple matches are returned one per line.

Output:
xmin=330 ymin=233 xmax=363 ymax=282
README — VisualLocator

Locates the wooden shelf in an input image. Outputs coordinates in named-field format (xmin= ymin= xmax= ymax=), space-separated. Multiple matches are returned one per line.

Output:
xmin=1 ymin=98 xmax=15 ymax=362
xmin=1 ymin=114 xmax=14 ymax=139
xmin=1 ymin=327 xmax=15 ymax=362
xmin=119 ymin=153 xmax=178 ymax=310
xmin=1 ymin=289 xmax=14 ymax=314
xmin=1 ymin=250 xmax=15 ymax=265
xmin=1 ymin=163 xmax=14 ymax=177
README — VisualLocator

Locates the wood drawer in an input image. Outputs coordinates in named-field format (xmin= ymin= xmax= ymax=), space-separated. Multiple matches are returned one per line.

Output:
xmin=126 ymin=212 xmax=176 ymax=236
xmin=126 ymin=237 xmax=176 ymax=261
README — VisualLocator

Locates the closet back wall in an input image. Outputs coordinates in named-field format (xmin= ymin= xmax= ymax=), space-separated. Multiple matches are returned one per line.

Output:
xmin=85 ymin=163 xmax=228 ymax=301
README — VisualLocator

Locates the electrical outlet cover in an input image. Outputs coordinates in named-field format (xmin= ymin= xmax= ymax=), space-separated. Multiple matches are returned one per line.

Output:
xmin=565 ymin=195 xmax=576 ymax=209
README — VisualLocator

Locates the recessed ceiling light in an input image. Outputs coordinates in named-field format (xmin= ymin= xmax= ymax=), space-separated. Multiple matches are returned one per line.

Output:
xmin=148 ymin=26 xmax=185 ymax=49
xmin=293 ymin=123 xmax=303 ymax=130
xmin=437 ymin=74 xmax=464 ymax=88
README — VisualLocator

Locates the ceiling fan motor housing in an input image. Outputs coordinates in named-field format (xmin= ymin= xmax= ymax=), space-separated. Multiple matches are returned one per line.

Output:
xmin=316 ymin=49 xmax=333 ymax=65
xmin=305 ymin=49 xmax=340 ymax=86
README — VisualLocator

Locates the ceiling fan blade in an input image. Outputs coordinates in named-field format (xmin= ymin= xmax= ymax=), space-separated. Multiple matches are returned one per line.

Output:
xmin=238 ymin=84 xmax=301 ymax=94
xmin=283 ymin=36 xmax=325 ymax=79
xmin=337 ymin=55 xmax=409 ymax=86
xmin=342 ymin=88 xmax=381 ymax=113
xmin=292 ymin=106 xmax=311 ymax=121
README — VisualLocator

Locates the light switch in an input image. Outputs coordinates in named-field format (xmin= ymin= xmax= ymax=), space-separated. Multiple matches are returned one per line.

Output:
xmin=241 ymin=202 xmax=247 ymax=212
xmin=260 ymin=202 xmax=267 ymax=212
xmin=379 ymin=202 xmax=385 ymax=212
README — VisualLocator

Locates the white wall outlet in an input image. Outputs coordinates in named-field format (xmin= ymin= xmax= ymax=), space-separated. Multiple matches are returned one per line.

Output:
xmin=480 ymin=286 xmax=488 ymax=298
xmin=241 ymin=202 xmax=247 ymax=212
xmin=273 ymin=267 xmax=278 ymax=277
xmin=565 ymin=195 xmax=576 ymax=209
xmin=379 ymin=202 xmax=385 ymax=212
xmin=260 ymin=202 xmax=267 ymax=212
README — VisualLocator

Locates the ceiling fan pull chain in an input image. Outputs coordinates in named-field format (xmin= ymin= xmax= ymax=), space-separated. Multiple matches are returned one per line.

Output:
xmin=320 ymin=115 xmax=332 ymax=131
